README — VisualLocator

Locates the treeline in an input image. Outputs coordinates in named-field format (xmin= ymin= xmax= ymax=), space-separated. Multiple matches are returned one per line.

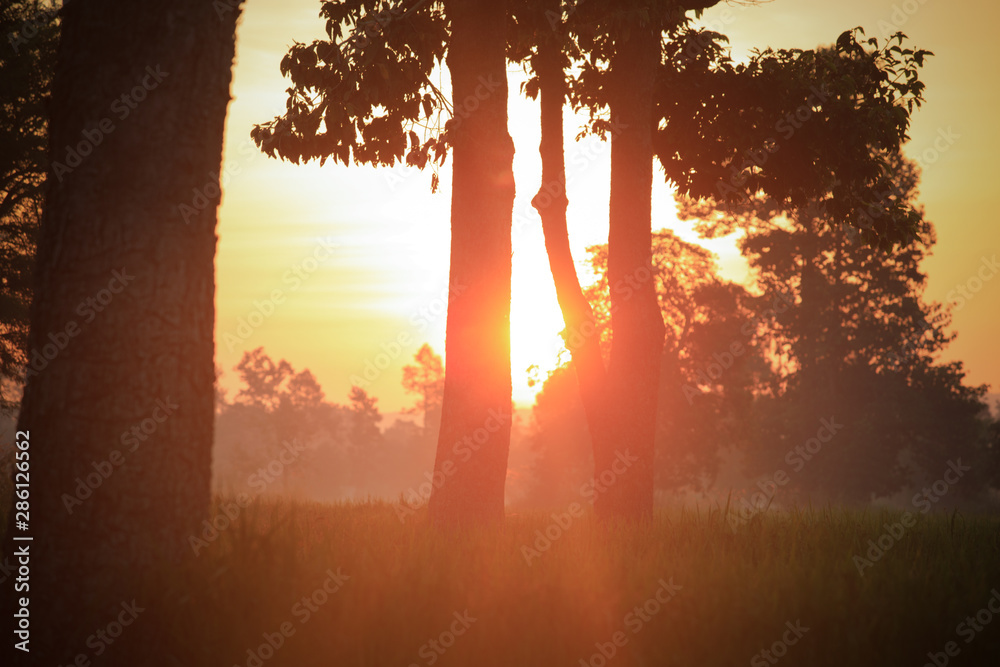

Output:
xmin=211 ymin=344 xmax=547 ymax=508
xmin=213 ymin=346 xmax=438 ymax=502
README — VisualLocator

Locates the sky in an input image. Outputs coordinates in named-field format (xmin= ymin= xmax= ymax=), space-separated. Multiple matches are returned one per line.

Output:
xmin=213 ymin=0 xmax=1000 ymax=413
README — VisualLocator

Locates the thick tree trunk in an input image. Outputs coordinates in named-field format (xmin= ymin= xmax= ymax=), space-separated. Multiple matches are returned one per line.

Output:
xmin=428 ymin=0 xmax=515 ymax=527
xmin=2 ymin=0 xmax=242 ymax=663
xmin=598 ymin=16 xmax=666 ymax=521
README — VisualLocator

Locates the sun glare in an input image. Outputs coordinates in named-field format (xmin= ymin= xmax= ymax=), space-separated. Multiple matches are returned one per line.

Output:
xmin=510 ymin=242 xmax=571 ymax=406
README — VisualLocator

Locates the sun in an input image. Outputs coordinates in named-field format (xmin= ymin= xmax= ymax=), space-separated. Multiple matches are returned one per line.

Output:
xmin=509 ymin=242 xmax=570 ymax=407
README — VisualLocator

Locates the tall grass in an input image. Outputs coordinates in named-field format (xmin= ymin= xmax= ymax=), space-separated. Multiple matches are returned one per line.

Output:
xmin=136 ymin=498 xmax=1000 ymax=667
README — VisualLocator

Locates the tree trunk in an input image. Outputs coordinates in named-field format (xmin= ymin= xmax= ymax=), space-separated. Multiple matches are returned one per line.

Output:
xmin=531 ymin=0 xmax=609 ymax=430
xmin=597 ymin=15 xmax=666 ymax=521
xmin=428 ymin=0 xmax=515 ymax=527
xmin=531 ymin=4 xmax=665 ymax=521
xmin=2 ymin=0 xmax=242 ymax=663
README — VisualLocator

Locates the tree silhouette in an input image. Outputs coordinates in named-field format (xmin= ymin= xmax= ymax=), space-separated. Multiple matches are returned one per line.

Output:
xmin=2 ymin=0 xmax=244 ymax=661
xmin=681 ymin=154 xmax=996 ymax=502
xmin=234 ymin=346 xmax=295 ymax=410
xmin=401 ymin=342 xmax=444 ymax=437
xmin=0 ymin=0 xmax=59 ymax=415
xmin=347 ymin=384 xmax=385 ymax=488
xmin=217 ymin=348 xmax=326 ymax=494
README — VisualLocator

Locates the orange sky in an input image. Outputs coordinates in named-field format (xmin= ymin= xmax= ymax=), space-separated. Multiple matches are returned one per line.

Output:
xmin=214 ymin=0 xmax=1000 ymax=413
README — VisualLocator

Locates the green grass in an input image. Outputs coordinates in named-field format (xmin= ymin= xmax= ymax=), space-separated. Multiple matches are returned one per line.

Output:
xmin=143 ymin=498 xmax=1000 ymax=667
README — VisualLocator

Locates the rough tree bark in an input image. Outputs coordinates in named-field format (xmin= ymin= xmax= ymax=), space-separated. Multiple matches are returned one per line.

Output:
xmin=428 ymin=0 xmax=516 ymax=527
xmin=2 ymin=0 xmax=242 ymax=663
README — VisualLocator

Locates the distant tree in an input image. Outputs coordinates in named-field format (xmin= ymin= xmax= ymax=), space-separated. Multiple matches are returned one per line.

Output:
xmin=347 ymin=385 xmax=385 ymax=488
xmin=524 ymin=364 xmax=592 ymax=508
xmin=681 ymin=153 xmax=996 ymax=502
xmin=2 ymin=0 xmax=244 ymax=662
xmin=348 ymin=385 xmax=383 ymax=444
xmin=235 ymin=346 xmax=294 ymax=410
xmin=215 ymin=361 xmax=354 ymax=501
xmin=219 ymin=348 xmax=326 ymax=494
xmin=0 ymin=0 xmax=59 ymax=415
xmin=401 ymin=342 xmax=444 ymax=436
xmin=214 ymin=364 xmax=228 ymax=413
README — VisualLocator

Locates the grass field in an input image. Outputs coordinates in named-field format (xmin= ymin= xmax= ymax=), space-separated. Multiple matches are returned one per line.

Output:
xmin=137 ymin=498 xmax=1000 ymax=667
